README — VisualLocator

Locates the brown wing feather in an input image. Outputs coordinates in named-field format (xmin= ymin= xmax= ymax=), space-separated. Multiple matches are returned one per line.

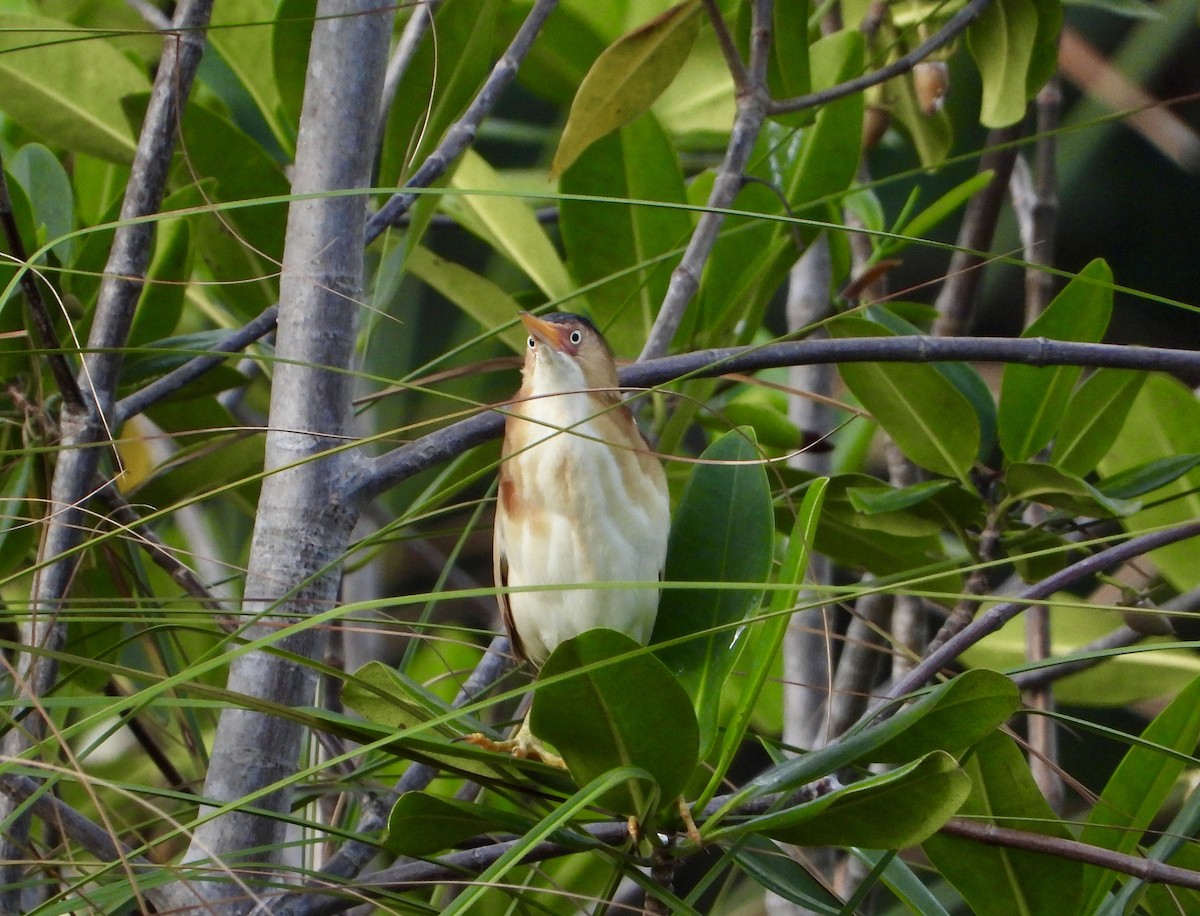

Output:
xmin=494 ymin=456 xmax=528 ymax=665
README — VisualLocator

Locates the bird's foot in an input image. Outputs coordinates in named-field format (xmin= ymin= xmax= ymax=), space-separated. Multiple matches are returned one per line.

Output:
xmin=466 ymin=720 xmax=566 ymax=769
xmin=677 ymin=796 xmax=702 ymax=846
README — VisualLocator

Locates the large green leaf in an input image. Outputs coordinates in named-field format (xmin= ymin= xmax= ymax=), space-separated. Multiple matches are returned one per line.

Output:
xmin=532 ymin=629 xmax=698 ymax=817
xmin=998 ymin=258 xmax=1113 ymax=462
xmin=1078 ymin=672 xmax=1200 ymax=913
xmin=168 ymin=100 xmax=290 ymax=318
xmin=866 ymin=304 xmax=999 ymax=461
xmin=1098 ymin=373 xmax=1200 ymax=590
xmin=0 ymin=14 xmax=149 ymax=163
xmin=923 ymin=732 xmax=1086 ymax=916
xmin=652 ymin=428 xmax=774 ymax=758
xmin=559 ymin=112 xmax=691 ymax=357
xmin=830 ymin=317 xmax=980 ymax=482
xmin=721 ymin=752 xmax=970 ymax=848
xmin=551 ymin=0 xmax=701 ymax=175
xmin=1049 ymin=369 xmax=1145 ymax=477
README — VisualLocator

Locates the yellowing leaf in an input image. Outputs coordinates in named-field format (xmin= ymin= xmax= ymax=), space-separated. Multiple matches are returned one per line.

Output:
xmin=551 ymin=0 xmax=701 ymax=176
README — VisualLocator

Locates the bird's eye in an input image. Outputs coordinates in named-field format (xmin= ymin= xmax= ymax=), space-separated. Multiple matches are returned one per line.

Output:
xmin=527 ymin=336 xmax=536 ymax=349
xmin=569 ymin=330 xmax=583 ymax=345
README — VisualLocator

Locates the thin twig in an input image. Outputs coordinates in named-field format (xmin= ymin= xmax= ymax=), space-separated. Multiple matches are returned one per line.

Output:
xmin=0 ymin=157 xmax=84 ymax=410
xmin=933 ymin=123 xmax=1026 ymax=337
xmin=701 ymin=0 xmax=750 ymax=92
xmin=94 ymin=478 xmax=223 ymax=611
xmin=637 ymin=1 xmax=774 ymax=361
xmin=939 ymin=817 xmax=1200 ymax=890
xmin=769 ymin=0 xmax=994 ymax=116
xmin=0 ymin=773 xmax=151 ymax=868
xmin=882 ymin=520 xmax=1200 ymax=704
xmin=365 ymin=0 xmax=558 ymax=244
xmin=114 ymin=303 xmax=279 ymax=423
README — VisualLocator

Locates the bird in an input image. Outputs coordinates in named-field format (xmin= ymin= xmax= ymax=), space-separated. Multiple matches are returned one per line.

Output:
xmin=468 ymin=311 xmax=670 ymax=765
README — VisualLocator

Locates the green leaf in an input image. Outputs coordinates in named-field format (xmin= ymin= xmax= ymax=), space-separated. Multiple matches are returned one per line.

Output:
xmin=208 ymin=0 xmax=292 ymax=153
xmin=406 ymin=244 xmax=525 ymax=352
xmin=763 ymin=0 xmax=811 ymax=126
xmin=781 ymin=30 xmax=864 ymax=209
xmin=889 ymin=66 xmax=954 ymax=168
xmin=830 ymin=317 xmax=980 ymax=482
xmin=272 ymin=0 xmax=316 ymax=134
xmin=1078 ymin=672 xmax=1200 ymax=914
xmin=729 ymin=669 xmax=1019 ymax=810
xmin=700 ymin=479 xmax=828 ymax=810
xmin=10 ymin=142 xmax=73 ymax=261
xmin=502 ymin=1 xmax=607 ymax=106
xmin=444 ymin=150 xmax=573 ymax=302
xmin=170 ymin=99 xmax=290 ymax=318
xmin=924 ymin=732 xmax=1086 ymax=916
xmin=967 ymin=0 xmax=1040 ymax=127
xmin=0 ymin=15 xmax=149 ymax=163
xmin=380 ymin=0 xmax=498 ymax=187
xmin=652 ymin=428 xmax=774 ymax=758
xmin=998 ymin=258 xmax=1113 ymax=462
xmin=342 ymin=661 xmax=468 ymax=737
xmin=386 ymin=792 xmax=536 ymax=857
xmin=1005 ymin=462 xmax=1140 ymax=517
xmin=732 ymin=835 xmax=844 ymax=913
xmin=724 ymin=752 xmax=970 ymax=848
xmin=847 ymin=480 xmax=956 ymax=515
xmin=886 ymin=171 xmax=996 ymax=257
xmin=559 ymin=112 xmax=691 ymax=356
xmin=532 ymin=629 xmax=698 ymax=816
xmin=551 ymin=0 xmax=702 ymax=175
xmin=1098 ymin=453 xmax=1200 ymax=500
xmin=1098 ymin=373 xmax=1200 ymax=590
xmin=866 ymin=305 xmax=998 ymax=460
xmin=867 ymin=669 xmax=1021 ymax=765
xmin=1049 ymin=369 xmax=1145 ymax=476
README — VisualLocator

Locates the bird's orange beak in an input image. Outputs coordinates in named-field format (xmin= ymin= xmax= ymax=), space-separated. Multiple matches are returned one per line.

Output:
xmin=519 ymin=312 xmax=570 ymax=353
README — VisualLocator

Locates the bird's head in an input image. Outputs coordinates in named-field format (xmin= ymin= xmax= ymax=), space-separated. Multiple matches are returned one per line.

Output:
xmin=518 ymin=311 xmax=619 ymax=396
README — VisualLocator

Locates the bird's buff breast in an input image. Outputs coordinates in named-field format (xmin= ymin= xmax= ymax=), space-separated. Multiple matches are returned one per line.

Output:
xmin=501 ymin=399 xmax=669 ymax=667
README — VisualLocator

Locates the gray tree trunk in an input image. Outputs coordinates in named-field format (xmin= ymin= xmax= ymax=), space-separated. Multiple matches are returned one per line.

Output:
xmin=162 ymin=4 xmax=395 ymax=911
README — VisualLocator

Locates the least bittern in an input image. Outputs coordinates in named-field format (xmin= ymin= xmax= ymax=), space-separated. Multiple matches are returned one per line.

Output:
xmin=470 ymin=311 xmax=670 ymax=763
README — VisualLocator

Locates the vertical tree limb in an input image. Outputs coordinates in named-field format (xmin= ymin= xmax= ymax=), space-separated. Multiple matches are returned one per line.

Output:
xmin=162 ymin=3 xmax=395 ymax=910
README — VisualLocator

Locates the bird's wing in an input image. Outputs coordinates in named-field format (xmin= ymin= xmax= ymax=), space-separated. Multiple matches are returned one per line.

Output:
xmin=493 ymin=503 xmax=527 ymax=664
